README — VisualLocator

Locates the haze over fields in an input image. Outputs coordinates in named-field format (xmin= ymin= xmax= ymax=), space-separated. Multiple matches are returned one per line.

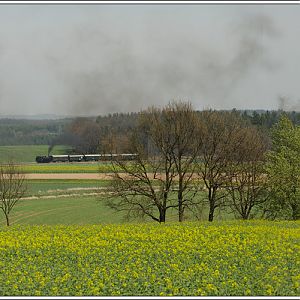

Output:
xmin=0 ymin=4 xmax=299 ymax=116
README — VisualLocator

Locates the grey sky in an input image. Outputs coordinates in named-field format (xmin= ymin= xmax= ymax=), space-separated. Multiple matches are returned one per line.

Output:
xmin=0 ymin=4 xmax=299 ymax=116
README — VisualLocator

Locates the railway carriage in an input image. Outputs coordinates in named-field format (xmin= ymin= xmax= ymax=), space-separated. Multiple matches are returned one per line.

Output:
xmin=83 ymin=154 xmax=101 ymax=162
xmin=36 ymin=153 xmax=138 ymax=163
xmin=69 ymin=155 xmax=84 ymax=162
xmin=50 ymin=155 xmax=69 ymax=162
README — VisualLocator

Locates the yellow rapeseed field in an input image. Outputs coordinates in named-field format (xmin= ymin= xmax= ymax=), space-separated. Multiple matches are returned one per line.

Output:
xmin=0 ymin=221 xmax=299 ymax=296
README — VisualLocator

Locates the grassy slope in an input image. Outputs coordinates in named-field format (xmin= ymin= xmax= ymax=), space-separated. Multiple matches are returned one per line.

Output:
xmin=0 ymin=179 xmax=114 ymax=226
xmin=0 ymin=145 xmax=71 ymax=163
xmin=0 ymin=196 xmax=122 ymax=226
xmin=20 ymin=163 xmax=110 ymax=173
xmin=0 ymin=179 xmax=235 ymax=226
xmin=0 ymin=197 xmax=232 ymax=226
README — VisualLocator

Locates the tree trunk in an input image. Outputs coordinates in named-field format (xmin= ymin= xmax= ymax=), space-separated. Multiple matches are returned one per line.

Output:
xmin=5 ymin=214 xmax=9 ymax=226
xmin=208 ymin=188 xmax=215 ymax=222
xmin=178 ymin=191 xmax=184 ymax=222
xmin=159 ymin=209 xmax=166 ymax=223
xmin=208 ymin=204 xmax=215 ymax=222
xmin=179 ymin=204 xmax=185 ymax=222
xmin=178 ymin=175 xmax=184 ymax=222
xmin=243 ymin=207 xmax=251 ymax=220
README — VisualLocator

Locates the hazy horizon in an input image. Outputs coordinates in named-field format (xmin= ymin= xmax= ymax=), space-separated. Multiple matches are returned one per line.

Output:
xmin=0 ymin=4 xmax=299 ymax=116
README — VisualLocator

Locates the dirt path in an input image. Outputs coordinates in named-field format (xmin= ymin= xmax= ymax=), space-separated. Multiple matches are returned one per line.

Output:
xmin=24 ymin=173 xmax=167 ymax=180
xmin=22 ymin=191 xmax=108 ymax=200
xmin=25 ymin=173 xmax=113 ymax=180
xmin=25 ymin=173 xmax=201 ymax=180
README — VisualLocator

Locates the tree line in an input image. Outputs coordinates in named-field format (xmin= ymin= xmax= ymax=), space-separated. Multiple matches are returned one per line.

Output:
xmin=102 ymin=102 xmax=300 ymax=222
xmin=58 ymin=109 xmax=300 ymax=156
xmin=0 ymin=118 xmax=70 ymax=146
xmin=1 ymin=103 xmax=300 ymax=225
xmin=2 ymin=109 xmax=300 ymax=151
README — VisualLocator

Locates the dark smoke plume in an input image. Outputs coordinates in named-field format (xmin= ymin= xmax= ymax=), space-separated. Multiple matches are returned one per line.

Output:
xmin=0 ymin=9 xmax=285 ymax=116
xmin=42 ymin=13 xmax=280 ymax=115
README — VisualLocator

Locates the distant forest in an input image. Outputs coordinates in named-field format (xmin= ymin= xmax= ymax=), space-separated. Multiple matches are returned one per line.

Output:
xmin=1 ymin=110 xmax=300 ymax=147
xmin=0 ymin=118 xmax=71 ymax=146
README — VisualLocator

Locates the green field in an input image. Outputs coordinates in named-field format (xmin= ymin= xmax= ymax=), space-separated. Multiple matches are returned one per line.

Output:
xmin=0 ymin=145 xmax=120 ymax=173
xmin=0 ymin=194 xmax=184 ymax=226
xmin=0 ymin=179 xmax=232 ymax=226
xmin=0 ymin=179 xmax=116 ymax=226
xmin=0 ymin=221 xmax=299 ymax=296
xmin=0 ymin=196 xmax=122 ymax=226
xmin=0 ymin=145 xmax=71 ymax=163
xmin=19 ymin=162 xmax=113 ymax=173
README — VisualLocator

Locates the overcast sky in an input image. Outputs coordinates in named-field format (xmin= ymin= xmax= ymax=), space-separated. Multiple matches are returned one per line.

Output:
xmin=0 ymin=4 xmax=299 ymax=116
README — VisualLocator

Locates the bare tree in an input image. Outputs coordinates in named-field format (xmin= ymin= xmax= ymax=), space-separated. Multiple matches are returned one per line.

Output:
xmin=100 ymin=131 xmax=132 ymax=155
xmin=107 ymin=127 xmax=178 ymax=223
xmin=145 ymin=102 xmax=202 ymax=222
xmin=197 ymin=110 xmax=246 ymax=222
xmin=0 ymin=162 xmax=27 ymax=226
xmin=62 ymin=118 xmax=102 ymax=154
xmin=106 ymin=101 xmax=202 ymax=222
xmin=225 ymin=127 xmax=269 ymax=219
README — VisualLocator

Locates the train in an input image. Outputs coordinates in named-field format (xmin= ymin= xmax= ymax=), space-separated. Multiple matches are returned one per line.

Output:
xmin=36 ymin=153 xmax=138 ymax=163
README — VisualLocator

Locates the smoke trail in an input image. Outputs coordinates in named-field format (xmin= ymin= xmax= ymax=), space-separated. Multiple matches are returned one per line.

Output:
xmin=0 ymin=8 xmax=283 ymax=115
xmin=48 ymin=13 xmax=280 ymax=114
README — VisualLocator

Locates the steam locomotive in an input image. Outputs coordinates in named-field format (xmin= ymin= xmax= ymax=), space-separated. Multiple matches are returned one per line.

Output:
xmin=36 ymin=153 xmax=138 ymax=163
